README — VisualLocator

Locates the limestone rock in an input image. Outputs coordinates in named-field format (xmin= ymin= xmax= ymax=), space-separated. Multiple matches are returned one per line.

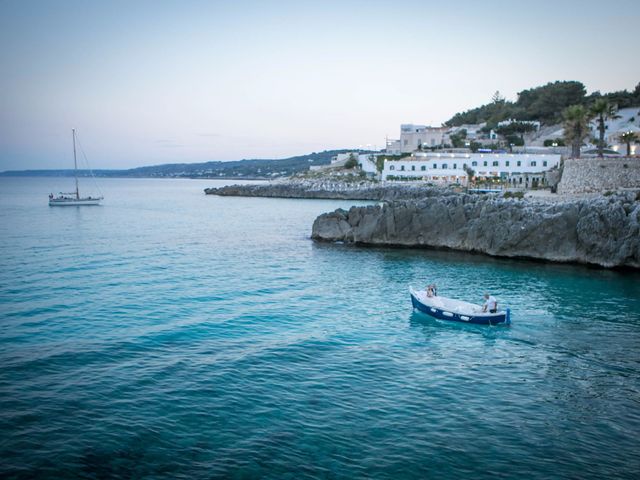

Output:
xmin=311 ymin=193 xmax=640 ymax=268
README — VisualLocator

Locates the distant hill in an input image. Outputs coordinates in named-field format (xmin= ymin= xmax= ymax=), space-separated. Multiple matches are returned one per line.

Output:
xmin=0 ymin=149 xmax=357 ymax=178
xmin=445 ymin=81 xmax=640 ymax=127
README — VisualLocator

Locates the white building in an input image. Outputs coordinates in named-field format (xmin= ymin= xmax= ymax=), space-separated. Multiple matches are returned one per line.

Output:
xmin=385 ymin=124 xmax=449 ymax=153
xmin=382 ymin=152 xmax=561 ymax=187
xmin=385 ymin=138 xmax=402 ymax=155
xmin=328 ymin=152 xmax=379 ymax=175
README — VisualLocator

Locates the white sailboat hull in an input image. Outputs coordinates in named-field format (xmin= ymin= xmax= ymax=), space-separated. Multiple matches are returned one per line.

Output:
xmin=49 ymin=197 xmax=102 ymax=206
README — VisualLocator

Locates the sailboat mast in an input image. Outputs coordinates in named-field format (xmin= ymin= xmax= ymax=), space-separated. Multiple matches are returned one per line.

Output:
xmin=72 ymin=128 xmax=79 ymax=199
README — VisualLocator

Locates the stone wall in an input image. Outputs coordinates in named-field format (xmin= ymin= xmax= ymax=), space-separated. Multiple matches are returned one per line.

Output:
xmin=558 ymin=157 xmax=640 ymax=194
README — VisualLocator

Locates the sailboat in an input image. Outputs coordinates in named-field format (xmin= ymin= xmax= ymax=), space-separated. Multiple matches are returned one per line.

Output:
xmin=49 ymin=129 xmax=103 ymax=206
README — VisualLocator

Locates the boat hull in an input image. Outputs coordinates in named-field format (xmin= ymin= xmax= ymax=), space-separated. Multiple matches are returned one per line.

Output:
xmin=49 ymin=198 xmax=102 ymax=206
xmin=410 ymin=290 xmax=510 ymax=326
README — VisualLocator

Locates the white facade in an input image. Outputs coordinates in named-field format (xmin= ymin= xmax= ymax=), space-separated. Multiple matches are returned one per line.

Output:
xmin=385 ymin=139 xmax=402 ymax=155
xmin=358 ymin=154 xmax=379 ymax=174
xmin=399 ymin=124 xmax=448 ymax=152
xmin=329 ymin=152 xmax=379 ymax=174
xmin=382 ymin=152 xmax=561 ymax=186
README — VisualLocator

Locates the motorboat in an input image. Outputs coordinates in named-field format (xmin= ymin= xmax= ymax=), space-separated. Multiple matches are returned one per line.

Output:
xmin=410 ymin=287 xmax=511 ymax=326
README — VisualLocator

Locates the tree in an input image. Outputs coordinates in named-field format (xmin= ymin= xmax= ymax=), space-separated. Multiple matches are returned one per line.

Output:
xmin=344 ymin=153 xmax=358 ymax=169
xmin=464 ymin=165 xmax=475 ymax=185
xmin=563 ymin=105 xmax=592 ymax=158
xmin=505 ymin=134 xmax=524 ymax=151
xmin=516 ymin=81 xmax=586 ymax=124
xmin=449 ymin=129 xmax=467 ymax=148
xmin=619 ymin=131 xmax=639 ymax=156
xmin=492 ymin=90 xmax=505 ymax=104
xmin=590 ymin=99 xmax=621 ymax=157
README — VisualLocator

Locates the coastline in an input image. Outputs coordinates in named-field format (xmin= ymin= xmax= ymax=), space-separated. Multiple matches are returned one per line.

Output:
xmin=311 ymin=192 xmax=640 ymax=269
xmin=205 ymin=179 xmax=640 ymax=269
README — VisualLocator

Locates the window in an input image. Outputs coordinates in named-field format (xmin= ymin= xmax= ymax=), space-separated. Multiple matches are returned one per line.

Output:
xmin=531 ymin=161 xmax=537 ymax=167
xmin=472 ymin=161 xmax=477 ymax=167
xmin=400 ymin=165 xmax=405 ymax=171
xmin=463 ymin=163 xmax=467 ymax=169
xmin=403 ymin=139 xmax=408 ymax=145
xmin=442 ymin=164 xmax=448 ymax=169
xmin=390 ymin=165 xmax=395 ymax=170
xmin=492 ymin=161 xmax=499 ymax=167
xmin=421 ymin=165 xmax=426 ymax=171
xmin=517 ymin=160 xmax=521 ymax=167
xmin=505 ymin=161 xmax=510 ymax=167
xmin=483 ymin=161 xmax=488 ymax=167
xmin=543 ymin=161 xmax=547 ymax=167
xmin=453 ymin=163 xmax=457 ymax=169
xmin=411 ymin=165 xmax=415 ymax=171
xmin=417 ymin=139 xmax=422 ymax=146
xmin=433 ymin=163 xmax=437 ymax=169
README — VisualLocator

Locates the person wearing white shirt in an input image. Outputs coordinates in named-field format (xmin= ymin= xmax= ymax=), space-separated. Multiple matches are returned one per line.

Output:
xmin=483 ymin=293 xmax=498 ymax=313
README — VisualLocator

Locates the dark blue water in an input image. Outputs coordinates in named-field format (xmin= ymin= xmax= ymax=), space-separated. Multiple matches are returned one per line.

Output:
xmin=1 ymin=177 xmax=639 ymax=479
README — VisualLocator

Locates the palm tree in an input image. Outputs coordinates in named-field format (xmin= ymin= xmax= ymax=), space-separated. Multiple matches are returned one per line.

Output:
xmin=563 ymin=105 xmax=592 ymax=158
xmin=590 ymin=99 xmax=621 ymax=157
xmin=619 ymin=131 xmax=639 ymax=156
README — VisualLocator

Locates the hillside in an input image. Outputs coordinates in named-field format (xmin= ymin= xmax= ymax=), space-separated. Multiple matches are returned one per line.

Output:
xmin=0 ymin=150 xmax=353 ymax=178
xmin=445 ymin=81 xmax=640 ymax=127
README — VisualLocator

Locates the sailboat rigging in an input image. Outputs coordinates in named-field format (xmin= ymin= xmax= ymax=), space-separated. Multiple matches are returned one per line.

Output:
xmin=48 ymin=129 xmax=103 ymax=206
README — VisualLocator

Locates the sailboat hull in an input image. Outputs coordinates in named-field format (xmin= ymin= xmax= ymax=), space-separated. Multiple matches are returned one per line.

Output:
xmin=49 ymin=197 xmax=102 ymax=206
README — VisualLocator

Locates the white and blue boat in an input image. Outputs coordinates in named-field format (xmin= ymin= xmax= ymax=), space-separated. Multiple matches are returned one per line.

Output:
xmin=410 ymin=287 xmax=511 ymax=326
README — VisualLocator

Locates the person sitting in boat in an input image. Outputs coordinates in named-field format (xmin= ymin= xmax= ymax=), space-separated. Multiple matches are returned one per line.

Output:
xmin=425 ymin=283 xmax=437 ymax=297
xmin=482 ymin=293 xmax=498 ymax=313
xmin=49 ymin=193 xmax=54 ymax=200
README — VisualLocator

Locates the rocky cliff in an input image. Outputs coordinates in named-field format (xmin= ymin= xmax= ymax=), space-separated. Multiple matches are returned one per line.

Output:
xmin=311 ymin=192 xmax=640 ymax=268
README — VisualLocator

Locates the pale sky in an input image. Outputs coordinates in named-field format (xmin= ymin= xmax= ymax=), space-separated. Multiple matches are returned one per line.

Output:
xmin=0 ymin=0 xmax=638 ymax=170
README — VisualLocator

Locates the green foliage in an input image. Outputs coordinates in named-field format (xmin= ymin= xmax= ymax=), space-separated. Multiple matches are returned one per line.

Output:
xmin=449 ymin=132 xmax=466 ymax=148
xmin=344 ymin=153 xmax=358 ymax=169
xmin=505 ymin=134 xmax=524 ymax=147
xmin=586 ymin=83 xmax=640 ymax=109
xmin=444 ymin=80 xmax=640 ymax=128
xmin=503 ymin=191 xmax=524 ymax=199
xmin=470 ymin=141 xmax=482 ymax=152
xmin=495 ymin=122 xmax=537 ymax=136
xmin=515 ymin=81 xmax=586 ymax=124
xmin=619 ymin=130 xmax=639 ymax=156
xmin=463 ymin=165 xmax=475 ymax=181
xmin=591 ymin=99 xmax=621 ymax=157
xmin=563 ymin=105 xmax=592 ymax=158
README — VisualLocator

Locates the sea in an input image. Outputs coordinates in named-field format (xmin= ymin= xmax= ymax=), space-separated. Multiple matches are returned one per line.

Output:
xmin=1 ymin=177 xmax=639 ymax=479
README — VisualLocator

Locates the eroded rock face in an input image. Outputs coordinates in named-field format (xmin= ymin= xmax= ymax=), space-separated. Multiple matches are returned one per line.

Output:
xmin=311 ymin=193 xmax=640 ymax=268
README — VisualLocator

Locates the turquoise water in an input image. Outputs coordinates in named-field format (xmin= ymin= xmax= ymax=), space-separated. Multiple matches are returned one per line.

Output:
xmin=1 ymin=177 xmax=640 ymax=479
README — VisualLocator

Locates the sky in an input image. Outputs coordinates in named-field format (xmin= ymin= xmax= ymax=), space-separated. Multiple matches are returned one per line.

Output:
xmin=0 ymin=0 xmax=638 ymax=170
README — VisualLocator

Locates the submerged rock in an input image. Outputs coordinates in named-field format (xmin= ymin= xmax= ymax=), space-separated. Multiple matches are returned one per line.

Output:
xmin=311 ymin=192 xmax=640 ymax=268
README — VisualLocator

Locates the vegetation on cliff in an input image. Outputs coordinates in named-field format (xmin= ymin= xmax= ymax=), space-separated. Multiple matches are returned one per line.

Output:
xmin=445 ymin=81 xmax=640 ymax=128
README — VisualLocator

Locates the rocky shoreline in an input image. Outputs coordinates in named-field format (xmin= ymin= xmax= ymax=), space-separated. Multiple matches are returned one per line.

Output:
xmin=311 ymin=192 xmax=640 ymax=269
xmin=204 ymin=179 xmax=455 ymax=201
